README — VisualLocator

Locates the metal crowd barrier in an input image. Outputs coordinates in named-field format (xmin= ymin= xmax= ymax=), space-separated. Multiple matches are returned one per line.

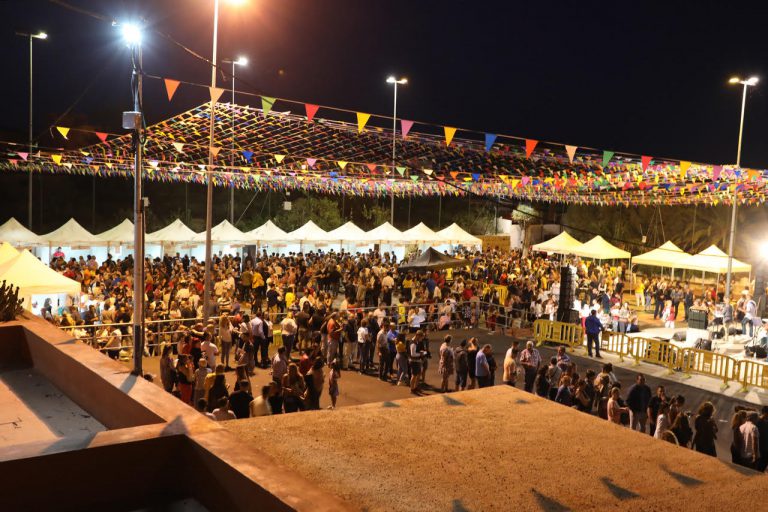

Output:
xmin=533 ymin=319 xmax=768 ymax=393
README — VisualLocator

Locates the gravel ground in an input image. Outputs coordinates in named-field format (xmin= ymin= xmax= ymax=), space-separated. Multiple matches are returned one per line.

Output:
xmin=225 ymin=386 xmax=768 ymax=511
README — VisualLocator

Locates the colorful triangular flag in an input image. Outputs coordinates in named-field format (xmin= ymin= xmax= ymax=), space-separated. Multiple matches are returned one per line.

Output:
xmin=337 ymin=161 xmax=348 ymax=169
xmin=164 ymin=78 xmax=180 ymax=101
xmin=602 ymin=150 xmax=614 ymax=167
xmin=444 ymin=127 xmax=457 ymax=146
xmin=242 ymin=150 xmax=253 ymax=163
xmin=209 ymin=86 xmax=225 ymax=104
xmin=396 ymin=166 xmax=406 ymax=176
xmin=172 ymin=142 xmax=184 ymax=153
xmin=525 ymin=139 xmax=538 ymax=158
xmin=565 ymin=145 xmax=578 ymax=163
xmin=51 ymin=154 xmax=62 ymax=164
xmin=56 ymin=126 xmax=70 ymax=139
xmin=17 ymin=152 xmax=28 ymax=161
xmin=641 ymin=155 xmax=652 ymax=171
xmin=306 ymin=157 xmax=317 ymax=168
xmin=485 ymin=133 xmax=497 ymax=152
xmin=261 ymin=96 xmax=276 ymax=115
xmin=95 ymin=132 xmax=108 ymax=143
xmin=274 ymin=154 xmax=285 ymax=163
xmin=680 ymin=161 xmax=691 ymax=180
xmin=210 ymin=147 xmax=221 ymax=157
xmin=305 ymin=104 xmax=319 ymax=122
xmin=401 ymin=120 xmax=414 ymax=139
xmin=356 ymin=112 xmax=371 ymax=133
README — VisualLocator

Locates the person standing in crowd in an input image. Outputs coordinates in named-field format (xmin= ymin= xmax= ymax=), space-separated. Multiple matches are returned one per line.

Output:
xmin=502 ymin=348 xmax=518 ymax=388
xmin=408 ymin=332 xmax=427 ymax=395
xmin=454 ymin=339 xmax=469 ymax=391
xmin=475 ymin=344 xmax=492 ymax=388
xmin=228 ymin=380 xmax=254 ymax=419
xmin=467 ymin=338 xmax=479 ymax=389
xmin=584 ymin=310 xmax=603 ymax=358
xmin=519 ymin=340 xmax=542 ymax=393
xmin=692 ymin=401 xmax=718 ymax=457
xmin=327 ymin=359 xmax=341 ymax=410
xmin=282 ymin=363 xmax=307 ymax=414
xmin=438 ymin=335 xmax=455 ymax=393
xmin=607 ymin=387 xmax=628 ymax=425
xmin=730 ymin=410 xmax=747 ymax=465
xmin=546 ymin=357 xmax=561 ymax=401
xmin=647 ymin=385 xmax=668 ymax=437
xmin=376 ymin=320 xmax=390 ymax=382
xmin=626 ymin=374 xmax=651 ymax=433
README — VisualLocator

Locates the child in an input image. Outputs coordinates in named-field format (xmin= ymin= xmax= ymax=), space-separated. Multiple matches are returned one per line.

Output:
xmin=327 ymin=359 xmax=341 ymax=410
xmin=193 ymin=358 xmax=211 ymax=405
xmin=662 ymin=300 xmax=676 ymax=329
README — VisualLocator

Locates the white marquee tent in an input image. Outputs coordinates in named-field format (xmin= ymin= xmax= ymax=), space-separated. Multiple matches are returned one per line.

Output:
xmin=632 ymin=241 xmax=691 ymax=269
xmin=326 ymin=221 xmax=371 ymax=252
xmin=285 ymin=221 xmax=329 ymax=250
xmin=401 ymin=222 xmax=442 ymax=244
xmin=360 ymin=222 xmax=404 ymax=244
xmin=679 ymin=245 xmax=751 ymax=274
xmin=97 ymin=219 xmax=134 ymax=244
xmin=244 ymin=221 xmax=289 ymax=244
xmin=572 ymin=235 xmax=631 ymax=260
xmin=0 ymin=249 xmax=80 ymax=312
xmin=0 ymin=242 xmax=20 ymax=265
xmin=192 ymin=220 xmax=246 ymax=244
xmin=146 ymin=219 xmax=199 ymax=244
xmin=39 ymin=218 xmax=105 ymax=262
xmin=435 ymin=223 xmax=482 ymax=246
xmin=531 ymin=231 xmax=583 ymax=255
xmin=0 ymin=218 xmax=44 ymax=247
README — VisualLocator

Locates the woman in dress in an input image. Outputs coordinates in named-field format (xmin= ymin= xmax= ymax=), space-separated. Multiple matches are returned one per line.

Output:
xmin=438 ymin=335 xmax=455 ymax=393
xmin=175 ymin=354 xmax=195 ymax=404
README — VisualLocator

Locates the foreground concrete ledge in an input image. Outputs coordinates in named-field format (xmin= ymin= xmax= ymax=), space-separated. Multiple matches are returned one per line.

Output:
xmin=226 ymin=386 xmax=768 ymax=512
xmin=0 ymin=314 xmax=354 ymax=512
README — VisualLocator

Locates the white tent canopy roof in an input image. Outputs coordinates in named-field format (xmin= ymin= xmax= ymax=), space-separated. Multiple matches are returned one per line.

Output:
xmin=42 ymin=218 xmax=104 ymax=246
xmin=633 ymin=241 xmax=691 ymax=268
xmin=286 ymin=221 xmax=329 ymax=242
xmin=0 ymin=249 xmax=80 ymax=297
xmin=97 ymin=219 xmax=134 ymax=244
xmin=0 ymin=218 xmax=45 ymax=246
xmin=401 ymin=222 xmax=442 ymax=243
xmin=360 ymin=222 xmax=404 ymax=243
xmin=146 ymin=219 xmax=199 ymax=243
xmin=244 ymin=220 xmax=289 ymax=243
xmin=679 ymin=245 xmax=751 ymax=273
xmin=326 ymin=221 xmax=367 ymax=241
xmin=531 ymin=231 xmax=583 ymax=255
xmin=192 ymin=220 xmax=245 ymax=244
xmin=0 ymin=242 xmax=20 ymax=265
xmin=572 ymin=235 xmax=631 ymax=260
xmin=435 ymin=223 xmax=482 ymax=246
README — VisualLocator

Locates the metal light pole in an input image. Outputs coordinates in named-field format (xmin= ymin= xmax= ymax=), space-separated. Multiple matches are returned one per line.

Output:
xmin=120 ymin=23 xmax=145 ymax=376
xmin=725 ymin=76 xmax=758 ymax=305
xmin=223 ymin=56 xmax=248 ymax=224
xmin=387 ymin=76 xmax=407 ymax=225
xmin=15 ymin=30 xmax=47 ymax=230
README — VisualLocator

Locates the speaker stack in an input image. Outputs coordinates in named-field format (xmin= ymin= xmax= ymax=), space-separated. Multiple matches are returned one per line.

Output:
xmin=557 ymin=265 xmax=579 ymax=324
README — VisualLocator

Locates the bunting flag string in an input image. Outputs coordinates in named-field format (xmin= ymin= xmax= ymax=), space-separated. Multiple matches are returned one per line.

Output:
xmin=565 ymin=145 xmax=577 ymax=163
xmin=209 ymin=87 xmax=225 ymax=104
xmin=401 ymin=120 xmax=414 ymax=139
xmin=525 ymin=139 xmax=538 ymax=158
xmin=356 ymin=112 xmax=371 ymax=133
xmin=164 ymin=78 xmax=180 ymax=101
xmin=444 ymin=127 xmax=457 ymax=146
xmin=56 ymin=127 xmax=70 ymax=139
xmin=261 ymin=96 xmax=276 ymax=115
xmin=485 ymin=134 xmax=497 ymax=152
xmin=305 ymin=104 xmax=320 ymax=122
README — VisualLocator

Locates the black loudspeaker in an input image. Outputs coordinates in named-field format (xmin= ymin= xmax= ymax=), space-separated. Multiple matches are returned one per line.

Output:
xmin=557 ymin=266 xmax=578 ymax=323
xmin=688 ymin=309 xmax=708 ymax=330
xmin=755 ymin=263 xmax=767 ymax=319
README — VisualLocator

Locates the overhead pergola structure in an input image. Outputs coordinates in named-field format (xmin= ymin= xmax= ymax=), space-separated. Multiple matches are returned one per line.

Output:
xmin=1 ymin=97 xmax=765 ymax=207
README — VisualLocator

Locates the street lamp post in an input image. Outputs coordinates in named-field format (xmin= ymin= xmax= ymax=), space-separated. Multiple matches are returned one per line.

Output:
xmin=725 ymin=76 xmax=758 ymax=306
xmin=387 ymin=76 xmax=407 ymax=226
xmin=119 ymin=22 xmax=145 ymax=376
xmin=15 ymin=30 xmax=48 ymax=230
xmin=223 ymin=56 xmax=248 ymax=224
xmin=204 ymin=0 xmax=245 ymax=324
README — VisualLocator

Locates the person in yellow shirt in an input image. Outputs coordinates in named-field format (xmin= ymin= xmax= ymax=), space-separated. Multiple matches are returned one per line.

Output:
xmin=285 ymin=286 xmax=296 ymax=310
xmin=635 ymin=279 xmax=645 ymax=309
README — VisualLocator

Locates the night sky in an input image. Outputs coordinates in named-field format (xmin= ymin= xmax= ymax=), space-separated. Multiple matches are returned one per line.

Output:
xmin=2 ymin=0 xmax=768 ymax=232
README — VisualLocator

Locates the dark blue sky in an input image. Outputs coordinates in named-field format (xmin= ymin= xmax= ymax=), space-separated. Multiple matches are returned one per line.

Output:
xmin=3 ymin=0 xmax=768 ymax=167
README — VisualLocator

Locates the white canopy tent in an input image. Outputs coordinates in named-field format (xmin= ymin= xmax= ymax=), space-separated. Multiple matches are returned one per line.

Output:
xmin=0 ymin=249 xmax=80 ymax=314
xmin=679 ymin=245 xmax=751 ymax=273
xmin=325 ymin=221 xmax=371 ymax=252
xmin=531 ymin=231 xmax=583 ymax=255
xmin=360 ymin=222 xmax=407 ymax=259
xmin=285 ymin=221 xmax=329 ymax=252
xmin=244 ymin=221 xmax=290 ymax=253
xmin=401 ymin=222 xmax=443 ymax=245
xmin=0 ymin=242 xmax=20 ymax=265
xmin=0 ymin=218 xmax=44 ymax=247
xmin=435 ymin=223 xmax=482 ymax=248
xmin=145 ymin=219 xmax=200 ymax=258
xmin=633 ymin=241 xmax=691 ymax=268
xmin=39 ymin=218 xmax=106 ymax=262
xmin=572 ymin=235 xmax=631 ymax=260
xmin=96 ymin=219 xmax=135 ymax=259
xmin=191 ymin=220 xmax=246 ymax=259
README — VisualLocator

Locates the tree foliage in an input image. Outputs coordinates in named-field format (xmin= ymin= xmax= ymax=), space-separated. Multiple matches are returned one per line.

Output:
xmin=273 ymin=197 xmax=342 ymax=231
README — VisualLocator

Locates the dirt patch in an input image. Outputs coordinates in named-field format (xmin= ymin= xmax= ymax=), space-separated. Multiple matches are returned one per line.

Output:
xmin=225 ymin=386 xmax=768 ymax=511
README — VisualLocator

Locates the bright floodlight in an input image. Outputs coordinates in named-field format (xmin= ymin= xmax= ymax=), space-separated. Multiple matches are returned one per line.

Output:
xmin=747 ymin=76 xmax=759 ymax=86
xmin=33 ymin=31 xmax=48 ymax=40
xmin=729 ymin=77 xmax=740 ymax=84
xmin=227 ymin=0 xmax=247 ymax=5
xmin=235 ymin=56 xmax=248 ymax=66
xmin=387 ymin=76 xmax=407 ymax=84
xmin=121 ymin=23 xmax=142 ymax=46
xmin=387 ymin=76 xmax=396 ymax=83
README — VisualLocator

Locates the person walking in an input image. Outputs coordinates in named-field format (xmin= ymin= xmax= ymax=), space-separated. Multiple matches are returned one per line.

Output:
xmin=739 ymin=411 xmax=760 ymax=469
xmin=454 ymin=339 xmax=469 ymax=391
xmin=519 ymin=341 xmax=542 ymax=393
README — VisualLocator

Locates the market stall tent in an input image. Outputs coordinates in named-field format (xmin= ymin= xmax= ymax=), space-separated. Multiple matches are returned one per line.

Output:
xmin=632 ymin=241 xmax=691 ymax=268
xmin=0 ymin=218 xmax=44 ymax=247
xmin=244 ymin=221 xmax=289 ymax=244
xmin=38 ymin=218 xmax=106 ymax=262
xmin=679 ymin=245 xmax=751 ymax=273
xmin=0 ymin=249 xmax=80 ymax=313
xmin=145 ymin=219 xmax=199 ymax=257
xmin=284 ymin=221 xmax=330 ymax=252
xmin=97 ymin=219 xmax=134 ymax=244
xmin=435 ymin=223 xmax=482 ymax=247
xmin=0 ymin=242 xmax=20 ymax=265
xmin=530 ymin=231 xmax=583 ymax=255
xmin=572 ymin=235 xmax=631 ymax=260
xmin=401 ymin=222 xmax=442 ymax=245
xmin=325 ymin=221 xmax=371 ymax=252
xmin=360 ymin=222 xmax=404 ymax=244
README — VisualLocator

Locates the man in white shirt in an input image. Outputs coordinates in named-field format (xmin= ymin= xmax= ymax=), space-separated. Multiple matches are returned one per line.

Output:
xmin=357 ymin=323 xmax=369 ymax=372
xmin=374 ymin=304 xmax=387 ymax=327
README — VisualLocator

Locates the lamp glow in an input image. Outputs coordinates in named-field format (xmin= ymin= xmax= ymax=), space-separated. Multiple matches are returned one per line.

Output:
xmin=121 ymin=23 xmax=142 ymax=46
xmin=235 ymin=56 xmax=248 ymax=66
xmin=729 ymin=77 xmax=740 ymax=84
xmin=33 ymin=31 xmax=47 ymax=40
